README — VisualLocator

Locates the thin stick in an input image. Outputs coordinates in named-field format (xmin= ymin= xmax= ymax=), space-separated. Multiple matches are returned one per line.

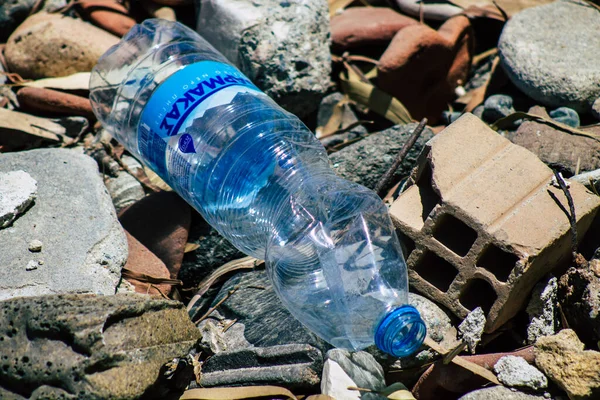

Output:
xmin=194 ymin=287 xmax=239 ymax=325
xmin=553 ymin=170 xmax=578 ymax=261
xmin=375 ymin=118 xmax=428 ymax=198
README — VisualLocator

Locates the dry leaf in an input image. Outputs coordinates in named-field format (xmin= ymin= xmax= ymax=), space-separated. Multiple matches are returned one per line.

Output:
xmin=0 ymin=107 xmax=65 ymax=152
xmin=329 ymin=0 xmax=354 ymax=16
xmin=339 ymin=69 xmax=412 ymax=125
xmin=316 ymin=96 xmax=348 ymax=139
xmin=143 ymin=166 xmax=173 ymax=191
xmin=184 ymin=242 xmax=201 ymax=253
xmin=23 ymin=72 xmax=91 ymax=91
xmin=180 ymin=386 xmax=297 ymax=400
xmin=449 ymin=0 xmax=553 ymax=16
xmin=305 ymin=396 xmax=336 ymax=400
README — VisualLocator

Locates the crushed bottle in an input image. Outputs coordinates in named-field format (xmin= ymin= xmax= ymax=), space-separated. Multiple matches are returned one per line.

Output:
xmin=89 ymin=19 xmax=426 ymax=357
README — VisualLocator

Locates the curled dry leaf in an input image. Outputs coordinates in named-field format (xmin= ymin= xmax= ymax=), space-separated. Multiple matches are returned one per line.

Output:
xmin=179 ymin=386 xmax=297 ymax=400
xmin=339 ymin=68 xmax=412 ymax=125
xmin=22 ymin=72 xmax=91 ymax=91
xmin=449 ymin=0 xmax=554 ymax=16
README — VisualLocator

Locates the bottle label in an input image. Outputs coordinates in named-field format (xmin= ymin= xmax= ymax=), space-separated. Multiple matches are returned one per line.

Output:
xmin=138 ymin=60 xmax=262 ymax=196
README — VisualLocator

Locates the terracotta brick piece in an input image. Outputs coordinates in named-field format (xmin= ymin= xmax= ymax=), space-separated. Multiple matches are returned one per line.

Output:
xmin=390 ymin=113 xmax=600 ymax=332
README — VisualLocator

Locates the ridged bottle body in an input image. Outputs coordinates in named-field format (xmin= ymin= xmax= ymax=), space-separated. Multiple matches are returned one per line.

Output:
xmin=90 ymin=19 xmax=425 ymax=355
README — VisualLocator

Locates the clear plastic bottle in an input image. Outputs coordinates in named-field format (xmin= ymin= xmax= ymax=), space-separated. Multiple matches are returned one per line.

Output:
xmin=90 ymin=19 xmax=426 ymax=357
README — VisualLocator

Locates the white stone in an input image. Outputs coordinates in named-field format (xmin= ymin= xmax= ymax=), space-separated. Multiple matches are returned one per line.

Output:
xmin=321 ymin=359 xmax=360 ymax=400
xmin=0 ymin=170 xmax=37 ymax=228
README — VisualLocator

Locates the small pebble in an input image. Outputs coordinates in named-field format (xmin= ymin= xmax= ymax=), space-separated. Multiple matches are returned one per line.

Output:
xmin=441 ymin=110 xmax=463 ymax=125
xmin=549 ymin=107 xmax=580 ymax=128
xmin=28 ymin=239 xmax=43 ymax=252
xmin=482 ymin=94 xmax=515 ymax=123
xmin=25 ymin=260 xmax=38 ymax=271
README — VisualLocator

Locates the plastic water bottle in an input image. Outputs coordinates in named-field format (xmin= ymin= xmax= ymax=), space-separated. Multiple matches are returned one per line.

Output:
xmin=90 ymin=19 xmax=426 ymax=357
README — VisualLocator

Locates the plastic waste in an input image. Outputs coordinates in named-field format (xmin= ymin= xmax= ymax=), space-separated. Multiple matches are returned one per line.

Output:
xmin=89 ymin=19 xmax=426 ymax=357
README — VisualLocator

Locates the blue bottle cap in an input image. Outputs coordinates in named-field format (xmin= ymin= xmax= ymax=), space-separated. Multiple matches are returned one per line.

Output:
xmin=375 ymin=305 xmax=427 ymax=358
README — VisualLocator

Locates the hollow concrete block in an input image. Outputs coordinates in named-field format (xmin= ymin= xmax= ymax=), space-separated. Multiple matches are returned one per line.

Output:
xmin=390 ymin=113 xmax=600 ymax=332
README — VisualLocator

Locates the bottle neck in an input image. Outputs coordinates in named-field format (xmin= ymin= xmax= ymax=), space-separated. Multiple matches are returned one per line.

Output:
xmin=375 ymin=305 xmax=427 ymax=357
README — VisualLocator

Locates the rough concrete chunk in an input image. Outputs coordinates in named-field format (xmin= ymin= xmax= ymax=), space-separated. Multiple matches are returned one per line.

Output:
xmin=494 ymin=355 xmax=548 ymax=390
xmin=0 ymin=149 xmax=128 ymax=300
xmin=535 ymin=329 xmax=600 ymax=399
xmin=458 ymin=307 xmax=485 ymax=353
xmin=390 ymin=113 xmax=600 ymax=332
xmin=0 ymin=293 xmax=201 ymax=399
xmin=0 ymin=170 xmax=37 ymax=228
xmin=526 ymin=275 xmax=557 ymax=344
xmin=196 ymin=0 xmax=331 ymax=117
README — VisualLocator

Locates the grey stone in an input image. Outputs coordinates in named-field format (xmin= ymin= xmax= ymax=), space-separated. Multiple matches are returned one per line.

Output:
xmin=549 ymin=107 xmax=580 ymax=128
xmin=498 ymin=0 xmax=600 ymax=112
xmin=330 ymin=123 xmax=434 ymax=190
xmin=458 ymin=307 xmax=486 ymax=354
xmin=459 ymin=386 xmax=547 ymax=400
xmin=495 ymin=355 xmax=548 ymax=390
xmin=324 ymin=349 xmax=386 ymax=400
xmin=197 ymin=344 xmax=323 ymax=390
xmin=317 ymin=92 xmax=367 ymax=148
xmin=0 ymin=293 xmax=201 ymax=400
xmin=373 ymin=293 xmax=458 ymax=378
xmin=409 ymin=293 xmax=459 ymax=348
xmin=196 ymin=0 xmax=331 ymax=117
xmin=103 ymin=155 xmax=145 ymax=213
xmin=0 ymin=149 xmax=128 ymax=300
xmin=526 ymin=276 xmax=557 ymax=344
xmin=193 ymin=269 xmax=328 ymax=388
xmin=482 ymin=94 xmax=515 ymax=123
xmin=0 ymin=170 xmax=36 ymax=229
xmin=0 ymin=0 xmax=66 ymax=42
xmin=201 ymin=269 xmax=327 ymax=351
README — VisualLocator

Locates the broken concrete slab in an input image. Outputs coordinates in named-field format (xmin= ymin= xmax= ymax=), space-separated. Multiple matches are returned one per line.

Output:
xmin=0 ymin=170 xmax=37 ymax=228
xmin=0 ymin=293 xmax=200 ymax=399
xmin=195 ymin=0 xmax=331 ymax=117
xmin=0 ymin=149 xmax=128 ymax=300
xmin=390 ymin=113 xmax=600 ymax=332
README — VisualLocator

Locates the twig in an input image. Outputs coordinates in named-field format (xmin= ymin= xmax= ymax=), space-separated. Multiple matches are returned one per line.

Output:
xmin=107 ymin=143 xmax=162 ymax=193
xmin=186 ymin=256 xmax=261 ymax=312
xmin=222 ymin=318 xmax=238 ymax=333
xmin=194 ymin=287 xmax=239 ymax=325
xmin=374 ymin=118 xmax=428 ymax=198
xmin=553 ymin=170 xmax=578 ymax=261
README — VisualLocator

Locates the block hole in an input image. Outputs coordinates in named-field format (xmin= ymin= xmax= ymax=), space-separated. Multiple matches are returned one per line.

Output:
xmin=459 ymin=278 xmax=497 ymax=314
xmin=416 ymin=162 xmax=440 ymax=222
xmin=414 ymin=251 xmax=458 ymax=292
xmin=432 ymin=214 xmax=477 ymax=257
xmin=477 ymin=244 xmax=519 ymax=282
xmin=397 ymin=230 xmax=416 ymax=260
